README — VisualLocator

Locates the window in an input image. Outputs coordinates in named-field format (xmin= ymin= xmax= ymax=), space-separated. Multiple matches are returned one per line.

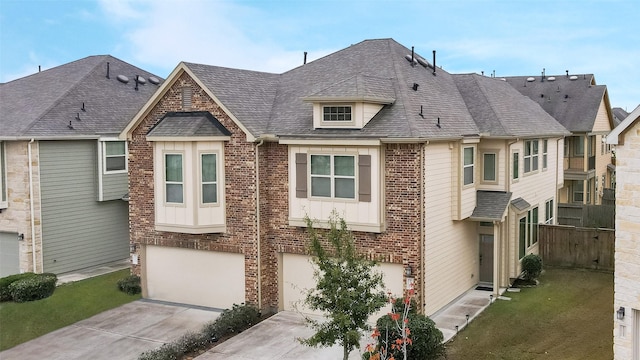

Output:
xmin=542 ymin=140 xmax=548 ymax=170
xmin=519 ymin=207 xmax=539 ymax=259
xmin=103 ymin=141 xmax=127 ymax=173
xmin=513 ymin=151 xmax=519 ymax=180
xmin=165 ymin=154 xmax=183 ymax=203
xmin=0 ymin=142 xmax=6 ymax=206
xmin=524 ymin=140 xmax=539 ymax=173
xmin=573 ymin=180 xmax=584 ymax=203
xmin=483 ymin=153 xmax=496 ymax=182
xmin=545 ymin=199 xmax=554 ymax=224
xmin=574 ymin=136 xmax=584 ymax=156
xmin=201 ymin=153 xmax=217 ymax=204
xmin=519 ymin=217 xmax=527 ymax=259
xmin=529 ymin=207 xmax=538 ymax=246
xmin=463 ymin=147 xmax=474 ymax=185
xmin=323 ymin=106 xmax=352 ymax=122
xmin=310 ymin=155 xmax=355 ymax=199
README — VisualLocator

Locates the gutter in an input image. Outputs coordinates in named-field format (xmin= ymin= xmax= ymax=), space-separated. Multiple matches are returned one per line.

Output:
xmin=28 ymin=139 xmax=38 ymax=273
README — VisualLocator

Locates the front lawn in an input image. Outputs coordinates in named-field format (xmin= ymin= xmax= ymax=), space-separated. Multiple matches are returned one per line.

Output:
xmin=446 ymin=268 xmax=613 ymax=360
xmin=0 ymin=269 xmax=140 ymax=351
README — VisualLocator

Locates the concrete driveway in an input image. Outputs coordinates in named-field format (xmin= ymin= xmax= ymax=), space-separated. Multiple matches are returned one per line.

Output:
xmin=0 ymin=300 xmax=220 ymax=360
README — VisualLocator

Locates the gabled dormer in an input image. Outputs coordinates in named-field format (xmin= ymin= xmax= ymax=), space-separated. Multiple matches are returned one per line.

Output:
xmin=303 ymin=74 xmax=395 ymax=129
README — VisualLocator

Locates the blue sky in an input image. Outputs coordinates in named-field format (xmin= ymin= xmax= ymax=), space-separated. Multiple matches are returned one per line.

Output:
xmin=1 ymin=0 xmax=638 ymax=111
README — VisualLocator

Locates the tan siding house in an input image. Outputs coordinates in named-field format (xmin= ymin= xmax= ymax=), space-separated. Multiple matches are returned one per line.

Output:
xmin=607 ymin=106 xmax=640 ymax=360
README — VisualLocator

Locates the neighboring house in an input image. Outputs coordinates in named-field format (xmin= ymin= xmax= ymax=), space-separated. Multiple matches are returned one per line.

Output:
xmin=606 ymin=105 xmax=640 ymax=360
xmin=0 ymin=56 xmax=162 ymax=277
xmin=120 ymin=39 xmax=568 ymax=316
xmin=504 ymin=73 xmax=615 ymax=206
xmin=612 ymin=107 xmax=629 ymax=127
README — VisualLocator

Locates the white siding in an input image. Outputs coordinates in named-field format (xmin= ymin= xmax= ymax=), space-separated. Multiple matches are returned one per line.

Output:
xmin=424 ymin=142 xmax=478 ymax=315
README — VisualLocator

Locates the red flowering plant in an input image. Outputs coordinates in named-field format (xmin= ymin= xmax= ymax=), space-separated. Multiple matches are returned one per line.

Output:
xmin=363 ymin=287 xmax=415 ymax=360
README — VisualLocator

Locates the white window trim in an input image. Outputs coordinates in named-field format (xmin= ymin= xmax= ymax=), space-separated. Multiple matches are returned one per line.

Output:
xmin=481 ymin=151 xmax=498 ymax=183
xmin=545 ymin=198 xmax=554 ymax=224
xmin=320 ymin=104 xmax=356 ymax=127
xmin=164 ymin=151 xmax=185 ymax=206
xmin=199 ymin=151 xmax=220 ymax=207
xmin=0 ymin=141 xmax=7 ymax=208
xmin=463 ymin=146 xmax=475 ymax=186
xmin=309 ymin=153 xmax=357 ymax=201
xmin=524 ymin=139 xmax=539 ymax=174
xmin=101 ymin=140 xmax=128 ymax=174
xmin=512 ymin=150 xmax=520 ymax=182
xmin=542 ymin=139 xmax=548 ymax=170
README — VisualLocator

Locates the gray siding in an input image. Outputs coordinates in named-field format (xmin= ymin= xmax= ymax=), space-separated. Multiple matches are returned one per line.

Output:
xmin=39 ymin=141 xmax=128 ymax=274
xmin=0 ymin=231 xmax=19 ymax=277
xmin=101 ymin=172 xmax=128 ymax=201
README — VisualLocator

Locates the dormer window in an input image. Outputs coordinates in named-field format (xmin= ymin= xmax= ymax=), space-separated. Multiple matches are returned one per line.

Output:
xmin=323 ymin=106 xmax=352 ymax=122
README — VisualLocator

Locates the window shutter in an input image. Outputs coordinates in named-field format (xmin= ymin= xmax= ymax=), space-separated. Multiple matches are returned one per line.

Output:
xmin=358 ymin=155 xmax=371 ymax=202
xmin=295 ymin=153 xmax=307 ymax=198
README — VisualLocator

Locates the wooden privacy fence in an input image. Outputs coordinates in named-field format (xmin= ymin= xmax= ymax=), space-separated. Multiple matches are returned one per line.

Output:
xmin=539 ymin=224 xmax=614 ymax=272
xmin=557 ymin=203 xmax=615 ymax=228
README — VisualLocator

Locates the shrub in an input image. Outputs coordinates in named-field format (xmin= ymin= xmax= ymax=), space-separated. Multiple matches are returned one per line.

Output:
xmin=172 ymin=331 xmax=208 ymax=355
xmin=138 ymin=343 xmax=179 ymax=360
xmin=202 ymin=303 xmax=260 ymax=340
xmin=117 ymin=275 xmax=141 ymax=295
xmin=0 ymin=272 xmax=37 ymax=301
xmin=521 ymin=254 xmax=543 ymax=281
xmin=8 ymin=273 xmax=58 ymax=302
xmin=366 ymin=312 xmax=446 ymax=360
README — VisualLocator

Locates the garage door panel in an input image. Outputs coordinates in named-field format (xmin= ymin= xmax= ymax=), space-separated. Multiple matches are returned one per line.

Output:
xmin=280 ymin=253 xmax=403 ymax=320
xmin=146 ymin=246 xmax=245 ymax=310
xmin=0 ymin=232 xmax=20 ymax=277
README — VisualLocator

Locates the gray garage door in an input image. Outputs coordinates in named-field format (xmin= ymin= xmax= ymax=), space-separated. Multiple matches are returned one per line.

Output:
xmin=0 ymin=232 xmax=20 ymax=277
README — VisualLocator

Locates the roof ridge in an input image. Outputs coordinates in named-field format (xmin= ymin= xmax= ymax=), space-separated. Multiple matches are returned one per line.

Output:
xmin=21 ymin=56 xmax=109 ymax=135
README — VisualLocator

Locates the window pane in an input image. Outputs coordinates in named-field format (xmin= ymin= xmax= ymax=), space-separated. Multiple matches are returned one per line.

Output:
xmin=105 ymin=141 xmax=125 ymax=156
xmin=532 ymin=140 xmax=539 ymax=154
xmin=311 ymin=177 xmax=331 ymax=197
xmin=335 ymin=178 xmax=355 ymax=199
xmin=202 ymin=184 xmax=217 ymax=203
xmin=525 ymin=141 xmax=531 ymax=156
xmin=166 ymin=184 xmax=183 ymax=203
xmin=513 ymin=153 xmax=519 ymax=179
xmin=106 ymin=157 xmax=125 ymax=171
xmin=464 ymin=166 xmax=474 ymax=185
xmin=334 ymin=156 xmax=354 ymax=176
xmin=524 ymin=159 xmax=531 ymax=173
xmin=532 ymin=208 xmax=539 ymax=244
xmin=201 ymin=154 xmax=217 ymax=182
xmin=519 ymin=217 xmax=527 ymax=259
xmin=532 ymin=154 xmax=539 ymax=171
xmin=483 ymin=153 xmax=496 ymax=181
xmin=166 ymin=154 xmax=182 ymax=182
xmin=311 ymin=155 xmax=330 ymax=175
xmin=464 ymin=147 xmax=474 ymax=165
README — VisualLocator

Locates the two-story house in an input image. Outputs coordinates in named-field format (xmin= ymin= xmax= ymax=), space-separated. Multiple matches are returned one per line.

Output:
xmin=504 ymin=73 xmax=615 ymax=206
xmin=0 ymin=56 xmax=162 ymax=277
xmin=606 ymin=105 xmax=640 ymax=360
xmin=120 ymin=39 xmax=568 ymax=316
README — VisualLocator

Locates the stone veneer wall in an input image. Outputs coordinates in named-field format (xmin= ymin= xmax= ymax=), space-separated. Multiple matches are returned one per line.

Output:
xmin=0 ymin=141 xmax=43 ymax=273
xmin=613 ymin=123 xmax=640 ymax=360
xmin=129 ymin=71 xmax=425 ymax=312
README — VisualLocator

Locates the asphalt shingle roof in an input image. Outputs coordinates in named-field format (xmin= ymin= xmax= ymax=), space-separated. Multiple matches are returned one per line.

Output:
xmin=511 ymin=197 xmax=532 ymax=212
xmin=502 ymin=74 xmax=606 ymax=133
xmin=147 ymin=111 xmax=231 ymax=137
xmin=471 ymin=191 xmax=513 ymax=221
xmin=0 ymin=55 xmax=162 ymax=138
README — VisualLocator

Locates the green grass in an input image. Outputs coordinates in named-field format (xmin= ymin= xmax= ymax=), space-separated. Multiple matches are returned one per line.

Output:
xmin=445 ymin=268 xmax=613 ymax=360
xmin=0 ymin=269 xmax=140 ymax=351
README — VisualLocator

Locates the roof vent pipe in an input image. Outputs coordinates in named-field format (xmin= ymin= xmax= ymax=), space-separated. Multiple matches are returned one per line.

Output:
xmin=81 ymin=102 xmax=86 ymax=112
xmin=492 ymin=70 xmax=495 ymax=78
xmin=38 ymin=65 xmax=41 ymax=72
xmin=542 ymin=68 xmax=545 ymax=82
xmin=107 ymin=62 xmax=110 ymax=79
xmin=134 ymin=75 xmax=139 ymax=91
xmin=419 ymin=105 xmax=424 ymax=118
xmin=411 ymin=46 xmax=415 ymax=66
xmin=432 ymin=50 xmax=436 ymax=75
xmin=304 ymin=51 xmax=307 ymax=65
xmin=437 ymin=117 xmax=441 ymax=128
xmin=566 ymin=70 xmax=569 ymax=77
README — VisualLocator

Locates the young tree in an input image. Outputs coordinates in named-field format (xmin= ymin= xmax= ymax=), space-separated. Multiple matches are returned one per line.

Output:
xmin=299 ymin=213 xmax=388 ymax=360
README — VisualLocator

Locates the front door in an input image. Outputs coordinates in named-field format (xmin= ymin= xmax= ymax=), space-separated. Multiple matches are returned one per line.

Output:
xmin=479 ymin=235 xmax=494 ymax=285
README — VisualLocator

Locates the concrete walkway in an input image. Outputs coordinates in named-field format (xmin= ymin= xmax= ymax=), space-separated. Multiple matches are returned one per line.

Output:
xmin=430 ymin=288 xmax=497 ymax=342
xmin=57 ymin=258 xmax=130 ymax=284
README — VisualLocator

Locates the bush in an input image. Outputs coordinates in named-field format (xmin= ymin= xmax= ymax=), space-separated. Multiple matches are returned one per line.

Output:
xmin=8 ymin=273 xmax=58 ymax=302
xmin=202 ymin=303 xmax=260 ymax=340
xmin=521 ymin=254 xmax=543 ymax=281
xmin=117 ymin=275 xmax=141 ymax=295
xmin=0 ymin=272 xmax=37 ymax=301
xmin=365 ymin=312 xmax=446 ymax=360
xmin=172 ymin=331 xmax=208 ymax=355
xmin=138 ymin=343 xmax=180 ymax=360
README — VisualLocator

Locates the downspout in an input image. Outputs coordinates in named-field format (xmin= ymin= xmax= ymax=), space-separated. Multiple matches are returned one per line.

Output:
xmin=28 ymin=139 xmax=37 ymax=273
xmin=255 ymin=139 xmax=264 ymax=310
xmin=420 ymin=141 xmax=426 ymax=312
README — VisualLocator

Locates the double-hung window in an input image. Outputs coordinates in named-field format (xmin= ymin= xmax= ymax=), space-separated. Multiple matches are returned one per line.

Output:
xmin=542 ymin=140 xmax=548 ymax=170
xmin=311 ymin=155 xmax=355 ymax=199
xmin=528 ymin=207 xmax=538 ymax=246
xmin=103 ymin=141 xmax=127 ymax=173
xmin=165 ymin=153 xmax=184 ymax=204
xmin=483 ymin=152 xmax=497 ymax=182
xmin=513 ymin=151 xmax=519 ymax=181
xmin=524 ymin=140 xmax=539 ymax=173
xmin=519 ymin=207 xmax=539 ymax=259
xmin=463 ymin=147 xmax=474 ymax=185
xmin=545 ymin=199 xmax=554 ymax=224
xmin=201 ymin=153 xmax=217 ymax=204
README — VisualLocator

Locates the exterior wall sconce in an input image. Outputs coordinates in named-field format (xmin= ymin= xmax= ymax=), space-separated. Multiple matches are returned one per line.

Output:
xmin=405 ymin=264 xmax=413 ymax=277
xmin=617 ymin=306 xmax=625 ymax=320
xmin=17 ymin=233 xmax=24 ymax=241
xmin=129 ymin=243 xmax=137 ymax=253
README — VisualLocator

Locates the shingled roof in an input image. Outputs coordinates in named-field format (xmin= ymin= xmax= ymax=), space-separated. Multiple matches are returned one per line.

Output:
xmin=0 ymin=55 xmax=162 ymax=139
xmin=502 ymin=74 xmax=608 ymax=133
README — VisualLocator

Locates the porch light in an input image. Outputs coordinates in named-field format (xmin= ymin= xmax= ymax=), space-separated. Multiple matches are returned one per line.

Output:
xmin=405 ymin=264 xmax=413 ymax=277
xmin=617 ymin=306 xmax=625 ymax=320
xmin=17 ymin=233 xmax=24 ymax=241
xmin=129 ymin=243 xmax=137 ymax=253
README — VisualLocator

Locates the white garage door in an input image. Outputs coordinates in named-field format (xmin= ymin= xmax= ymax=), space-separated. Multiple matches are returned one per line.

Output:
xmin=0 ymin=232 xmax=20 ymax=277
xmin=279 ymin=253 xmax=404 ymax=319
xmin=145 ymin=245 xmax=245 ymax=310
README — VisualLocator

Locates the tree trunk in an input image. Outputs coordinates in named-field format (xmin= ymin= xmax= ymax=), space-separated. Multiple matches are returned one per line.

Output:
xmin=343 ymin=343 xmax=349 ymax=360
